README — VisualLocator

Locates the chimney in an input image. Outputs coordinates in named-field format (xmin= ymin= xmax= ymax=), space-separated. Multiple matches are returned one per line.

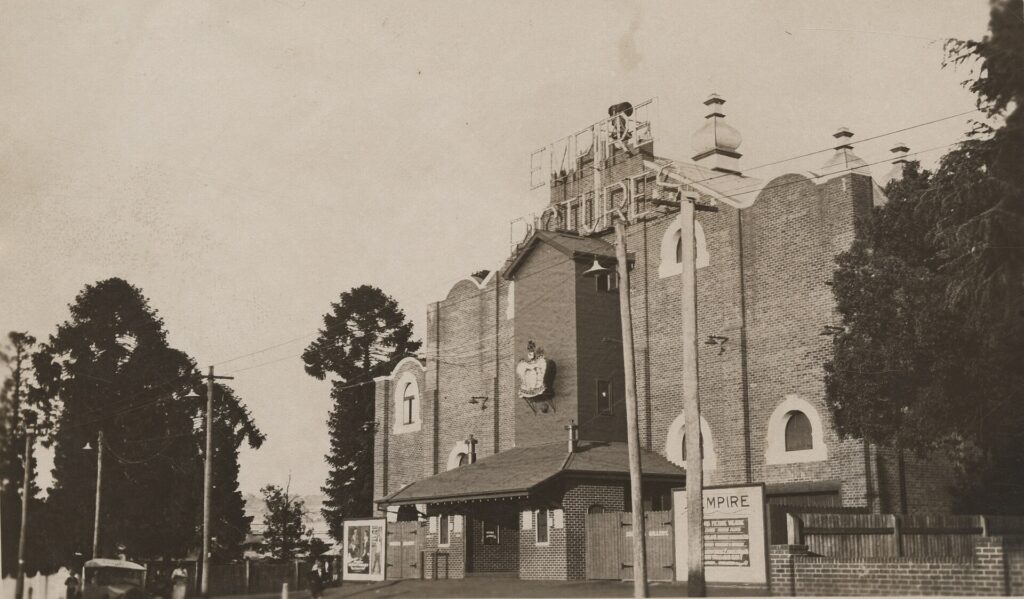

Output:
xmin=565 ymin=420 xmax=579 ymax=453
xmin=691 ymin=93 xmax=743 ymax=175
xmin=465 ymin=434 xmax=477 ymax=463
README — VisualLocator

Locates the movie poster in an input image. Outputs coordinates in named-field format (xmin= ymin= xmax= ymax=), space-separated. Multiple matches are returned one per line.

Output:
xmin=342 ymin=519 xmax=386 ymax=581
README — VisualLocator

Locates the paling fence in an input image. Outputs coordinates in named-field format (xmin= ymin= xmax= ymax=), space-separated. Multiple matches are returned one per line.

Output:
xmin=0 ymin=568 xmax=71 ymax=599
xmin=785 ymin=512 xmax=1024 ymax=558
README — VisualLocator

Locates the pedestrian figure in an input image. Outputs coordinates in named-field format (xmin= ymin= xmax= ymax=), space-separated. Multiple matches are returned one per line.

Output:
xmin=170 ymin=563 xmax=188 ymax=599
xmin=64 ymin=571 xmax=81 ymax=599
xmin=308 ymin=563 xmax=324 ymax=599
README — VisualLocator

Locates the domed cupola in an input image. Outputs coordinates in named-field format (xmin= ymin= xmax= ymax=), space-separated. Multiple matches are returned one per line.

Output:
xmin=819 ymin=127 xmax=872 ymax=181
xmin=691 ymin=93 xmax=743 ymax=175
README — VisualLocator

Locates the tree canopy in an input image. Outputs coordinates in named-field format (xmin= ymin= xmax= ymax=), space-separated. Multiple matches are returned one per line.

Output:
xmin=30 ymin=278 xmax=262 ymax=565
xmin=260 ymin=484 xmax=313 ymax=561
xmin=302 ymin=285 xmax=420 ymax=539
xmin=825 ymin=0 xmax=1024 ymax=513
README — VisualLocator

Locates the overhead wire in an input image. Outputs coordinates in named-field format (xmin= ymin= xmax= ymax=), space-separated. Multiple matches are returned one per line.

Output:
xmin=42 ymin=112 xmax=975 ymax=432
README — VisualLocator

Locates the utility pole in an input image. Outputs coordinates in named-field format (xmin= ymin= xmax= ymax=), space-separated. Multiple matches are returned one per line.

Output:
xmin=15 ymin=424 xmax=34 ymax=599
xmin=93 ymin=430 xmax=104 ymax=558
xmin=678 ymin=193 xmax=706 ymax=597
xmin=653 ymin=176 xmax=709 ymax=596
xmin=201 ymin=366 xmax=233 ymax=598
xmin=613 ymin=216 xmax=649 ymax=598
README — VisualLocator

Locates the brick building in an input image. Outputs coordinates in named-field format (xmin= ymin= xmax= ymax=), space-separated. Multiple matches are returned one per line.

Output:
xmin=371 ymin=96 xmax=953 ymax=580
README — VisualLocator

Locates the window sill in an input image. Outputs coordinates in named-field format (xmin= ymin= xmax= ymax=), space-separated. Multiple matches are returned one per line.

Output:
xmin=393 ymin=421 xmax=422 ymax=435
xmin=766 ymin=448 xmax=827 ymax=465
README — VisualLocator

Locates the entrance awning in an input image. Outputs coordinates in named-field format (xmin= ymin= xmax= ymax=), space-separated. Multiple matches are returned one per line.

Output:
xmin=377 ymin=440 xmax=685 ymax=506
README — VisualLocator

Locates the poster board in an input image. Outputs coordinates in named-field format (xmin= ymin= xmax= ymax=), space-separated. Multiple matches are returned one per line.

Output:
xmin=672 ymin=484 xmax=767 ymax=584
xmin=342 ymin=518 xmax=386 ymax=581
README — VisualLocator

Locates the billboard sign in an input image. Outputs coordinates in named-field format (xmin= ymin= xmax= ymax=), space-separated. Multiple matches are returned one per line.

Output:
xmin=342 ymin=518 xmax=386 ymax=581
xmin=672 ymin=484 xmax=768 ymax=585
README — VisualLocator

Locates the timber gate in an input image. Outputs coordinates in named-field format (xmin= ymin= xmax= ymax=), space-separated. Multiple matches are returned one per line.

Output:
xmin=385 ymin=520 xmax=422 ymax=579
xmin=586 ymin=510 xmax=674 ymax=581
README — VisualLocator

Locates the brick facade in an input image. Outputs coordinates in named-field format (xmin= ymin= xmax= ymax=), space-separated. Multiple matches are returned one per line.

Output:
xmin=769 ymin=537 xmax=1024 ymax=596
xmin=373 ymin=106 xmax=958 ymax=581
xmin=562 ymin=480 xmax=628 ymax=580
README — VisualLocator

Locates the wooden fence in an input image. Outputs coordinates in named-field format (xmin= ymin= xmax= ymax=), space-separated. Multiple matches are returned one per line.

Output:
xmin=142 ymin=560 xmax=310 ymax=597
xmin=786 ymin=512 xmax=1024 ymax=559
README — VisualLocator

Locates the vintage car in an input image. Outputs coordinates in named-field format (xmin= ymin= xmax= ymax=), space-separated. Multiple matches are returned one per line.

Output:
xmin=83 ymin=558 xmax=148 ymax=599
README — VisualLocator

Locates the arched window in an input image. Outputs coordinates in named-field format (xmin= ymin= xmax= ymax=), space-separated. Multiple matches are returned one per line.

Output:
xmin=785 ymin=411 xmax=813 ymax=451
xmin=765 ymin=395 xmax=828 ymax=464
xmin=664 ymin=413 xmax=717 ymax=471
xmin=658 ymin=217 xmax=709 ymax=279
xmin=680 ymin=433 xmax=704 ymax=460
xmin=402 ymin=383 xmax=416 ymax=425
xmin=457 ymin=453 xmax=468 ymax=467
xmin=393 ymin=371 xmax=421 ymax=434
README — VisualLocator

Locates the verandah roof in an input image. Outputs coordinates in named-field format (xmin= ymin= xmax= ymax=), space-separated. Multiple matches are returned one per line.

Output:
xmin=377 ymin=440 xmax=685 ymax=506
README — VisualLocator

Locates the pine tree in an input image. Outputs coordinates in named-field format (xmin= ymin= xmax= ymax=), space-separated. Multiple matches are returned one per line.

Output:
xmin=34 ymin=278 xmax=264 ymax=562
xmin=302 ymin=285 xmax=420 ymax=539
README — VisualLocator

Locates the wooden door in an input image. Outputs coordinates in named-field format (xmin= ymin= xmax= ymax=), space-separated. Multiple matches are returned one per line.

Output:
xmin=586 ymin=512 xmax=621 ymax=579
xmin=386 ymin=521 xmax=422 ymax=579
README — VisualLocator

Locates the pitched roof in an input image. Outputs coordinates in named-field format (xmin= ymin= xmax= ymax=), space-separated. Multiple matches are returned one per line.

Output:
xmin=378 ymin=440 xmax=685 ymax=506
xmin=503 ymin=230 xmax=623 ymax=279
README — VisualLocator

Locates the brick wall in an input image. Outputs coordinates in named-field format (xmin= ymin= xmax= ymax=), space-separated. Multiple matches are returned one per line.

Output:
xmin=512 ymin=242 xmax=580 ymax=448
xmin=466 ymin=509 xmax=519 ymax=573
xmin=769 ymin=537 xmax=1018 ymax=596
xmin=518 ymin=508 xmax=569 ymax=580
xmin=562 ymin=480 xmax=628 ymax=580
xmin=422 ymin=512 xmax=466 ymax=579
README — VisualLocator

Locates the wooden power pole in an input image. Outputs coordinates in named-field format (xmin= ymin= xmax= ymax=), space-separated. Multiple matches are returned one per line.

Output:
xmin=201 ymin=366 xmax=234 ymax=598
xmin=15 ymin=427 xmax=33 ymax=599
xmin=92 ymin=429 xmax=104 ymax=558
xmin=613 ymin=216 xmax=649 ymax=598
xmin=679 ymin=194 xmax=706 ymax=596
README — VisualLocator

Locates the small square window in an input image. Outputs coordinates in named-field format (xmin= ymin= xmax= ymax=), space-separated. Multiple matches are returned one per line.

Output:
xmin=597 ymin=380 xmax=613 ymax=415
xmin=482 ymin=520 xmax=500 ymax=545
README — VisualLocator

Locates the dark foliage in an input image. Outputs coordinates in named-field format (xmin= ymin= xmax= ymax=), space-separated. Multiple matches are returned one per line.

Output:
xmin=302 ymin=285 xmax=420 ymax=539
xmin=30 ymin=278 xmax=262 ymax=566
xmin=825 ymin=0 xmax=1024 ymax=513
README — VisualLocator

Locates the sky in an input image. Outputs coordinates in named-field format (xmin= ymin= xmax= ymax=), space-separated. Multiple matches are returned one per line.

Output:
xmin=0 ymin=1 xmax=992 ymax=496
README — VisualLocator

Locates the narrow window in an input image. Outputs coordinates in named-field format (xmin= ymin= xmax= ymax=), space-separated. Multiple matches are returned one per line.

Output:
xmin=596 ymin=271 xmax=618 ymax=293
xmin=785 ymin=411 xmax=813 ymax=451
xmin=584 ymin=196 xmax=594 ymax=226
xmin=536 ymin=509 xmax=549 ymax=544
xmin=439 ymin=514 xmax=450 ymax=546
xmin=596 ymin=380 xmax=612 ymax=415
xmin=457 ymin=453 xmax=468 ymax=467
xmin=675 ymin=235 xmax=683 ymax=264
xmin=609 ymin=187 xmax=624 ymax=212
xmin=570 ymin=202 xmax=580 ymax=231
xmin=403 ymin=383 xmax=416 ymax=424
